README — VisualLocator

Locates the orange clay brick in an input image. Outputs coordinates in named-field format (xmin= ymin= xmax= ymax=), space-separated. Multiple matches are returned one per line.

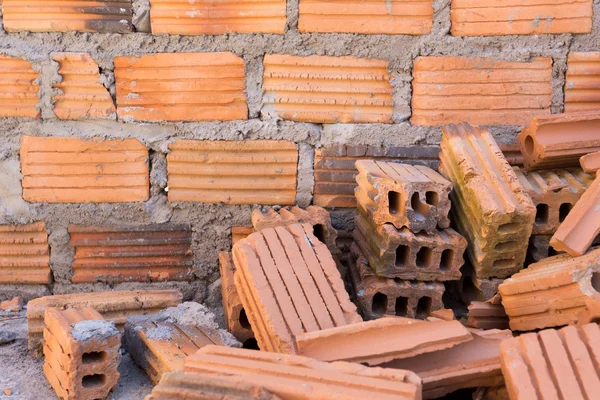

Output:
xmin=580 ymin=151 xmax=600 ymax=174
xmin=43 ymin=307 xmax=121 ymax=400
xmin=576 ymin=294 xmax=600 ymax=327
xmin=184 ymin=345 xmax=423 ymax=400
xmin=517 ymin=111 xmax=600 ymax=170
xmin=500 ymin=323 xmax=600 ymax=400
xmin=0 ymin=222 xmax=50 ymax=285
xmin=499 ymin=247 xmax=600 ymax=331
xmin=68 ymin=224 xmax=194 ymax=284
xmin=20 ymin=136 xmax=149 ymax=203
xmin=467 ymin=301 xmax=510 ymax=331
xmin=0 ymin=296 xmax=23 ymax=312
xmin=565 ymin=52 xmax=600 ymax=113
xmin=411 ymin=57 xmax=552 ymax=126
xmin=231 ymin=226 xmax=254 ymax=245
xmin=0 ymin=55 xmax=39 ymax=118
xmin=233 ymin=223 xmax=362 ymax=354
xmin=52 ymin=53 xmax=116 ymax=120
xmin=149 ymin=0 xmax=286 ymax=35
xmin=298 ymin=0 xmax=433 ymax=35
xmin=2 ymin=0 xmax=132 ymax=33
xmin=166 ymin=140 xmax=297 ymax=204
xmin=499 ymin=143 xmax=524 ymax=167
xmin=451 ymin=0 xmax=592 ymax=36
xmin=262 ymin=54 xmax=393 ymax=124
xmin=219 ymin=252 xmax=254 ymax=344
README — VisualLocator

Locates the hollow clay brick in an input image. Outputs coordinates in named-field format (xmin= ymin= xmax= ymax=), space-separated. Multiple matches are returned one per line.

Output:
xmin=149 ymin=0 xmax=286 ymax=35
xmin=184 ymin=345 xmax=423 ymax=400
xmin=499 ymin=143 xmax=524 ymax=167
xmin=518 ymin=111 xmax=600 ymax=170
xmin=3 ymin=0 xmax=132 ymax=33
xmin=295 ymin=317 xmax=473 ymax=366
xmin=451 ymin=0 xmax=592 ymax=36
xmin=262 ymin=54 xmax=394 ymax=124
xmin=500 ymin=323 xmax=600 ymax=399
xmin=115 ymin=53 xmax=247 ymax=122
xmin=499 ymin=247 xmax=600 ymax=331
xmin=439 ymin=123 xmax=535 ymax=279
xmin=20 ymin=136 xmax=149 ymax=203
xmin=551 ymin=173 xmax=600 ymax=256
xmin=348 ymin=243 xmax=444 ymax=320
xmin=167 ymin=140 xmax=297 ymax=204
xmin=314 ymin=144 xmax=440 ymax=208
xmin=27 ymin=290 xmax=182 ymax=355
xmin=219 ymin=252 xmax=254 ymax=344
xmin=565 ymin=52 xmax=600 ymax=113
xmin=576 ymin=295 xmax=600 ymax=327
xmin=0 ymin=55 xmax=40 ymax=118
xmin=355 ymin=160 xmax=451 ymax=233
xmin=43 ymin=307 xmax=121 ymax=400
xmin=299 ymin=0 xmax=433 ymax=35
xmin=467 ymin=302 xmax=510 ymax=331
xmin=383 ymin=329 xmax=512 ymax=400
xmin=353 ymin=211 xmax=466 ymax=281
xmin=52 ymin=53 xmax=116 ymax=121
xmin=231 ymin=227 xmax=254 ymax=245
xmin=0 ymin=222 xmax=50 ymax=285
xmin=580 ymin=151 xmax=600 ymax=174
xmin=68 ymin=224 xmax=194 ymax=284
xmin=232 ymin=223 xmax=362 ymax=354
xmin=0 ymin=296 xmax=23 ymax=312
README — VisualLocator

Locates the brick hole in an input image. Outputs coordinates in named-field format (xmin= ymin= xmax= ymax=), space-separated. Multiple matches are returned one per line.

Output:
xmin=82 ymin=351 xmax=107 ymax=365
xmin=524 ymin=135 xmax=535 ymax=155
xmin=559 ymin=203 xmax=573 ymax=222
xmin=493 ymin=259 xmax=515 ymax=269
xmin=395 ymin=297 xmax=408 ymax=317
xmin=416 ymin=297 xmax=432 ymax=319
xmin=495 ymin=241 xmax=518 ymax=252
xmin=591 ymin=318 xmax=600 ymax=325
xmin=498 ymin=222 xmax=519 ymax=234
xmin=242 ymin=338 xmax=259 ymax=350
xmin=82 ymin=374 xmax=106 ymax=388
xmin=372 ymin=292 xmax=388 ymax=316
xmin=425 ymin=191 xmax=439 ymax=206
xmin=388 ymin=191 xmax=402 ymax=215
xmin=548 ymin=246 xmax=559 ymax=257
xmin=313 ymin=224 xmax=326 ymax=244
xmin=440 ymin=249 xmax=454 ymax=271
xmin=535 ymin=204 xmax=549 ymax=225
xmin=411 ymin=192 xmax=429 ymax=219
xmin=416 ymin=247 xmax=433 ymax=268
xmin=395 ymin=245 xmax=410 ymax=268
xmin=239 ymin=308 xmax=251 ymax=330
xmin=462 ymin=276 xmax=478 ymax=300
xmin=592 ymin=273 xmax=600 ymax=293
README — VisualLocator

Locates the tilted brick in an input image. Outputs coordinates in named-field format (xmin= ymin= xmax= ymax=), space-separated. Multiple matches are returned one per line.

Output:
xmin=411 ymin=57 xmax=552 ymax=126
xmin=439 ymin=123 xmax=535 ymax=278
xmin=115 ymin=53 xmax=247 ymax=122
xmin=0 ymin=222 xmax=50 ymax=285
xmin=0 ymin=55 xmax=39 ymax=118
xmin=565 ymin=52 xmax=600 ymax=112
xmin=219 ymin=252 xmax=254 ymax=344
xmin=262 ymin=54 xmax=393 ymax=124
xmin=231 ymin=226 xmax=253 ymax=245
xmin=68 ymin=224 xmax=194 ymax=284
xmin=580 ymin=151 xmax=600 ymax=174
xmin=167 ymin=140 xmax=298 ymax=204
xmin=467 ymin=302 xmax=509 ymax=331
xmin=298 ymin=0 xmax=433 ymax=35
xmin=20 ymin=136 xmax=149 ymax=203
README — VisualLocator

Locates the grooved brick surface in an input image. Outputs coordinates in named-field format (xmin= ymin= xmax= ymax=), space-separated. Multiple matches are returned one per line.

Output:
xmin=262 ymin=54 xmax=394 ymax=124
xmin=467 ymin=302 xmax=509 ymax=331
xmin=219 ymin=252 xmax=254 ymax=344
xmin=3 ymin=0 xmax=133 ymax=33
xmin=298 ymin=0 xmax=434 ymax=35
xmin=576 ymin=295 xmax=600 ymax=327
xmin=115 ymin=53 xmax=247 ymax=122
xmin=231 ymin=226 xmax=254 ymax=245
xmin=167 ymin=140 xmax=298 ymax=204
xmin=52 ymin=53 xmax=116 ymax=120
xmin=499 ymin=144 xmax=525 ymax=167
xmin=0 ymin=222 xmax=50 ymax=285
xmin=149 ymin=0 xmax=286 ymax=35
xmin=439 ymin=123 xmax=535 ymax=279
xmin=20 ymin=136 xmax=149 ymax=203
xmin=411 ymin=57 xmax=552 ymax=126
xmin=0 ymin=55 xmax=40 ymax=118
xmin=68 ymin=224 xmax=194 ymax=284
xmin=451 ymin=0 xmax=593 ymax=36
xmin=565 ymin=52 xmax=600 ymax=112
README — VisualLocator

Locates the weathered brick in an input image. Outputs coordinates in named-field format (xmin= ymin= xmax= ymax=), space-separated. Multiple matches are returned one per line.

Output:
xmin=219 ymin=252 xmax=254 ymax=344
xmin=262 ymin=54 xmax=393 ymax=124
xmin=467 ymin=301 xmax=509 ymax=331
xmin=0 ymin=55 xmax=39 ymax=118
xmin=0 ymin=222 xmax=50 ymax=285
xmin=115 ymin=53 xmax=247 ymax=122
xmin=0 ymin=296 xmax=23 ymax=312
xmin=231 ymin=226 xmax=253 ymax=245
xmin=475 ymin=386 xmax=510 ymax=400
xmin=298 ymin=0 xmax=433 ymax=35
xmin=565 ymin=52 xmax=600 ymax=112
xmin=167 ymin=140 xmax=297 ymax=204
xmin=411 ymin=57 xmax=552 ymax=126
xmin=580 ymin=151 xmax=600 ymax=174
xmin=68 ymin=224 xmax=194 ymax=284
xmin=20 ymin=136 xmax=149 ymax=203
xmin=439 ymin=123 xmax=535 ymax=279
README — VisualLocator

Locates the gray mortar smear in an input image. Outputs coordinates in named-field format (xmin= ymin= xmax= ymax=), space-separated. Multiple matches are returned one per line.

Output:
xmin=71 ymin=319 xmax=120 ymax=342
xmin=145 ymin=325 xmax=172 ymax=341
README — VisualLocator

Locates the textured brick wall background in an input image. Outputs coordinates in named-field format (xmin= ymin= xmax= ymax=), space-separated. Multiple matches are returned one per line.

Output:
xmin=0 ymin=0 xmax=599 ymax=310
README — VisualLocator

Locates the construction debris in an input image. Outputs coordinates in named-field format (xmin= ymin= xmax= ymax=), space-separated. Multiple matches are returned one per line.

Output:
xmin=0 ymin=296 xmax=23 ymax=312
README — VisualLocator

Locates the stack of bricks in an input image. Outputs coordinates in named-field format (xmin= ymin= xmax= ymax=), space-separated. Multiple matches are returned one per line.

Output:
xmin=352 ymin=160 xmax=467 ymax=320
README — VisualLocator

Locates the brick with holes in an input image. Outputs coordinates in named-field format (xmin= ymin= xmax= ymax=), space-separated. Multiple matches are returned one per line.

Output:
xmin=219 ymin=252 xmax=254 ymax=345
xmin=355 ymin=160 xmax=451 ymax=233
xmin=43 ymin=307 xmax=121 ymax=400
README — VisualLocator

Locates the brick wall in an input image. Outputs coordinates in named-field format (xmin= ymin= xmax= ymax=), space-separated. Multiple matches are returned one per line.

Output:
xmin=0 ymin=0 xmax=599 ymax=306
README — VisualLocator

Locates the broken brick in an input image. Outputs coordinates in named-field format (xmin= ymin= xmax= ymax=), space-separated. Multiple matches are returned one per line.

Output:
xmin=166 ymin=140 xmax=298 ymax=205
xmin=580 ymin=151 xmax=600 ymax=174
xmin=0 ymin=55 xmax=40 ymax=118
xmin=0 ymin=222 xmax=50 ymax=285
xmin=467 ymin=302 xmax=510 ymax=331
xmin=355 ymin=160 xmax=452 ymax=233
xmin=439 ymin=123 xmax=535 ymax=279
xmin=0 ymin=296 xmax=23 ymax=312
xmin=231 ymin=227 xmax=254 ymax=245
xmin=219 ymin=252 xmax=254 ymax=344
xmin=565 ymin=52 xmax=600 ymax=113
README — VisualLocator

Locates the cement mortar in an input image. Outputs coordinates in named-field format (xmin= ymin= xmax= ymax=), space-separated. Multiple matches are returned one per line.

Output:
xmin=71 ymin=319 xmax=120 ymax=342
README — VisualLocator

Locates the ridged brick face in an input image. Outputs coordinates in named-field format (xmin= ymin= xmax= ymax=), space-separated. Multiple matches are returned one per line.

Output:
xmin=411 ymin=56 xmax=553 ymax=126
xmin=2 ymin=0 xmax=133 ymax=33
xmin=0 ymin=55 xmax=40 ymax=118
xmin=451 ymin=0 xmax=593 ymax=36
xmin=166 ymin=140 xmax=298 ymax=204
xmin=0 ymin=222 xmax=50 ymax=285
xmin=115 ymin=53 xmax=247 ymax=122
xmin=149 ymin=0 xmax=287 ymax=35
xmin=565 ymin=52 xmax=600 ymax=112
xmin=262 ymin=55 xmax=394 ymax=124
xmin=298 ymin=0 xmax=434 ymax=35
xmin=20 ymin=137 xmax=149 ymax=203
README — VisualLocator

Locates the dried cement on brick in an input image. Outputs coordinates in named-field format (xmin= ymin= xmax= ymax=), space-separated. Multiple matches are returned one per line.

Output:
xmin=71 ymin=319 xmax=120 ymax=342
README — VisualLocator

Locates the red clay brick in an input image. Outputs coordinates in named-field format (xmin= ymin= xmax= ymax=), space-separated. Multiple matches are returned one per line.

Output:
xmin=0 ymin=222 xmax=50 ymax=285
xmin=20 ymin=136 xmax=149 ymax=203
xmin=0 ymin=55 xmax=40 ymax=118
xmin=580 ymin=151 xmax=600 ymax=174
xmin=219 ymin=252 xmax=254 ymax=345
xmin=231 ymin=226 xmax=253 ymax=245
xmin=115 ymin=53 xmax=247 ymax=122
xmin=518 ymin=111 xmax=600 ymax=170
xmin=411 ymin=57 xmax=552 ymax=126
xmin=467 ymin=302 xmax=510 ymax=331
xmin=0 ymin=296 xmax=23 ymax=312
xmin=299 ymin=0 xmax=433 ymax=35
xmin=576 ymin=295 xmax=600 ymax=327
xmin=167 ymin=140 xmax=297 ymax=204
xmin=565 ymin=52 xmax=600 ymax=113
xmin=262 ymin=54 xmax=394 ymax=124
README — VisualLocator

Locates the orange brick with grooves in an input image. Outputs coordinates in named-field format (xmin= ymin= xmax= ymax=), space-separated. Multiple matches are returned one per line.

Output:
xmin=0 ymin=222 xmax=50 ymax=285
xmin=0 ymin=55 xmax=40 ymax=118
xmin=219 ymin=252 xmax=254 ymax=345
xmin=565 ymin=52 xmax=600 ymax=113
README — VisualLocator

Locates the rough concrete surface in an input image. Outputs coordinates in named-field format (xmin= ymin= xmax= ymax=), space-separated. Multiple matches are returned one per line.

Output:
xmin=71 ymin=319 xmax=120 ymax=343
